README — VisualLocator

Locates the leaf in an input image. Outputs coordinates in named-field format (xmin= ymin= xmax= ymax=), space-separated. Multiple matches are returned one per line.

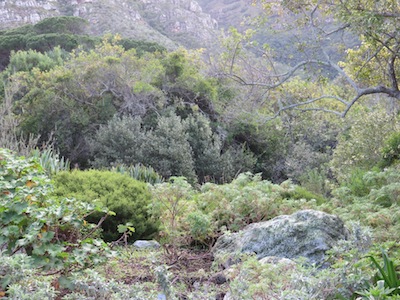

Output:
xmin=26 ymin=180 xmax=36 ymax=188
xmin=58 ymin=276 xmax=74 ymax=290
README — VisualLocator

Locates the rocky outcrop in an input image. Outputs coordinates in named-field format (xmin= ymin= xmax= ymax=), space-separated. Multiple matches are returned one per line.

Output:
xmin=0 ymin=0 xmax=59 ymax=27
xmin=212 ymin=210 xmax=349 ymax=267
xmin=0 ymin=0 xmax=218 ymax=49
xmin=139 ymin=0 xmax=217 ymax=46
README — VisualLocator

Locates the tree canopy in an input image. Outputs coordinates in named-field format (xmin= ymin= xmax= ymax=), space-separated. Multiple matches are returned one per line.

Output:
xmin=217 ymin=0 xmax=400 ymax=117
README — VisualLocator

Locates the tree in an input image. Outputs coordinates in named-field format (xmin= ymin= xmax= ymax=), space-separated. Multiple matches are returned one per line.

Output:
xmin=216 ymin=0 xmax=400 ymax=117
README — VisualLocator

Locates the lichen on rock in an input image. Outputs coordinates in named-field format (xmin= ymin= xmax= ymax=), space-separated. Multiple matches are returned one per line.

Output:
xmin=212 ymin=209 xmax=349 ymax=267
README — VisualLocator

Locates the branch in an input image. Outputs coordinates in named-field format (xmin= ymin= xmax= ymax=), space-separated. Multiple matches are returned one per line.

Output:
xmin=216 ymin=59 xmax=331 ymax=88
xmin=81 ymin=214 xmax=109 ymax=241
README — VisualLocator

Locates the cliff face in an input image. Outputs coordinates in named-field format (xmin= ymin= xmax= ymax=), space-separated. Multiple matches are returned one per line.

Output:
xmin=0 ymin=0 xmax=218 ymax=49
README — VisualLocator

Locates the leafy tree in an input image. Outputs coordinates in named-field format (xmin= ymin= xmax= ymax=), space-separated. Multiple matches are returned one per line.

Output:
xmin=219 ymin=0 xmax=400 ymax=117
xmin=33 ymin=16 xmax=89 ymax=35
xmin=5 ymin=37 xmax=166 ymax=165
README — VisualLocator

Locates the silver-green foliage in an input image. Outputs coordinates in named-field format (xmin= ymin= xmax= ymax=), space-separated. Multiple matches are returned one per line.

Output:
xmin=111 ymin=163 xmax=164 ymax=185
xmin=30 ymin=147 xmax=70 ymax=175
xmin=90 ymin=112 xmax=255 ymax=183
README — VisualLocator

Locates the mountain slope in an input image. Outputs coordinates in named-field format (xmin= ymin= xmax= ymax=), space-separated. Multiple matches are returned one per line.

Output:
xmin=0 ymin=0 xmax=218 ymax=49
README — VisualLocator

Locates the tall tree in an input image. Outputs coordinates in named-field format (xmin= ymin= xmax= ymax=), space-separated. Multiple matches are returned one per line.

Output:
xmin=217 ymin=0 xmax=400 ymax=117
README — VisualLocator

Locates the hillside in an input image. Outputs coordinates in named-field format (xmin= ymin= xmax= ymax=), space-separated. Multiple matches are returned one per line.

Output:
xmin=196 ymin=0 xmax=260 ymax=29
xmin=0 ymin=0 xmax=218 ymax=49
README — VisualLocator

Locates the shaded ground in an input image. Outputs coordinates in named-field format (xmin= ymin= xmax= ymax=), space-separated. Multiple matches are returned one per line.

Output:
xmin=99 ymin=245 xmax=228 ymax=299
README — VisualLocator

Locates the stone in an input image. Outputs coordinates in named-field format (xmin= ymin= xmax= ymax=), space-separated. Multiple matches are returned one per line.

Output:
xmin=133 ymin=239 xmax=161 ymax=249
xmin=212 ymin=209 xmax=348 ymax=267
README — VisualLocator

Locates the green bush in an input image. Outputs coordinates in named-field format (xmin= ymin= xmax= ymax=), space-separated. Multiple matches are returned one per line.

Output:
xmin=52 ymin=170 xmax=158 ymax=241
xmin=89 ymin=115 xmax=146 ymax=169
xmin=143 ymin=114 xmax=197 ymax=183
xmin=380 ymin=132 xmax=400 ymax=168
xmin=150 ymin=173 xmax=321 ymax=246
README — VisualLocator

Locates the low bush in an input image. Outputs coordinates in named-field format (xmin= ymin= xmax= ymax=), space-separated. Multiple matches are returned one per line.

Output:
xmin=380 ymin=132 xmax=400 ymax=168
xmin=150 ymin=173 xmax=321 ymax=247
xmin=52 ymin=170 xmax=158 ymax=242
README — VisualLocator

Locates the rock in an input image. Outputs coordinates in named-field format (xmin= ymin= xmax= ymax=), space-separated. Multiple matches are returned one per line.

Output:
xmin=133 ymin=239 xmax=161 ymax=249
xmin=211 ymin=272 xmax=227 ymax=285
xmin=0 ymin=0 xmax=218 ymax=49
xmin=259 ymin=256 xmax=296 ymax=267
xmin=212 ymin=209 xmax=348 ymax=267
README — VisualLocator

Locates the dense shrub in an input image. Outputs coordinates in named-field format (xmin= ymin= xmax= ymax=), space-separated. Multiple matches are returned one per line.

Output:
xmin=89 ymin=115 xmax=146 ymax=169
xmin=331 ymin=109 xmax=400 ymax=183
xmin=327 ymin=166 xmax=400 ymax=243
xmin=52 ymin=170 xmax=157 ymax=241
xmin=380 ymin=131 xmax=400 ymax=168
xmin=150 ymin=173 xmax=321 ymax=247
xmin=143 ymin=114 xmax=197 ymax=183
xmin=90 ymin=112 xmax=255 ymax=184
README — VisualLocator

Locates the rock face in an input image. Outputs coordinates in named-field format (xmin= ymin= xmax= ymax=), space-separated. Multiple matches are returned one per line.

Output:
xmin=212 ymin=210 xmax=349 ymax=266
xmin=0 ymin=0 xmax=218 ymax=49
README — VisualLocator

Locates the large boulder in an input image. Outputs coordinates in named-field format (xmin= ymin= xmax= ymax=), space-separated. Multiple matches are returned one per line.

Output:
xmin=212 ymin=209 xmax=348 ymax=266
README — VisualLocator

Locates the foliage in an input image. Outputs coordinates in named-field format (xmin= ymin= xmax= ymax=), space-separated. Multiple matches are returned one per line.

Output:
xmin=0 ymin=251 xmax=159 ymax=299
xmin=150 ymin=177 xmax=196 ymax=246
xmin=63 ymin=268 xmax=158 ymax=300
xmin=5 ymin=37 xmax=213 ymax=167
xmin=0 ymin=148 xmax=115 ymax=277
xmin=52 ymin=170 xmax=157 ymax=241
xmin=90 ymin=112 xmax=254 ymax=184
xmin=380 ymin=132 xmax=400 ymax=169
xmin=4 ymin=46 xmax=66 ymax=75
xmin=328 ymin=165 xmax=400 ymax=244
xmin=331 ymin=109 xmax=400 ymax=183
xmin=0 ymin=16 xmax=96 ymax=70
xmin=0 ymin=253 xmax=57 ymax=298
xmin=0 ymin=85 xmax=41 ymax=156
xmin=89 ymin=115 xmax=146 ymax=169
xmin=111 ymin=163 xmax=164 ymax=185
xmin=118 ymin=38 xmax=166 ymax=56
xmin=235 ymin=0 xmax=400 ymax=117
xmin=143 ymin=113 xmax=198 ymax=183
xmin=362 ymin=250 xmax=400 ymax=297
xmin=30 ymin=147 xmax=70 ymax=176
xmin=150 ymin=173 xmax=321 ymax=247
xmin=33 ymin=16 xmax=89 ymax=35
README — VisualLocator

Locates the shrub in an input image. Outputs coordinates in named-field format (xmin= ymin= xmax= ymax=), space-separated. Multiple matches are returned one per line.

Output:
xmin=150 ymin=173 xmax=321 ymax=246
xmin=380 ymin=132 xmax=400 ymax=168
xmin=89 ymin=115 xmax=146 ymax=169
xmin=30 ymin=147 xmax=70 ymax=176
xmin=52 ymin=170 xmax=157 ymax=241
xmin=331 ymin=109 xmax=400 ymax=183
xmin=143 ymin=114 xmax=197 ymax=183
xmin=0 ymin=148 xmax=115 ymax=277
xmin=110 ymin=163 xmax=163 ymax=185
xmin=150 ymin=177 xmax=196 ymax=246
